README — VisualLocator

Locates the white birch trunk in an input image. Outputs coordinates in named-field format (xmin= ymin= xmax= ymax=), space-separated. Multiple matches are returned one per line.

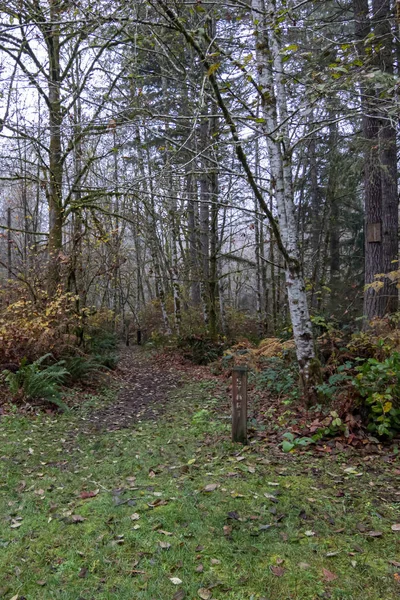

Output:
xmin=252 ymin=0 xmax=316 ymax=387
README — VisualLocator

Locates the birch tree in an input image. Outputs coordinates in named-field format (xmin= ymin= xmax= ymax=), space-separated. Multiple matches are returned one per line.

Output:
xmin=152 ymin=0 xmax=320 ymax=392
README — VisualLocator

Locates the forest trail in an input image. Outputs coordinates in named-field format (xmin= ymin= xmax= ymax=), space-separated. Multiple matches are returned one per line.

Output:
xmin=1 ymin=353 xmax=399 ymax=599
xmin=90 ymin=347 xmax=182 ymax=431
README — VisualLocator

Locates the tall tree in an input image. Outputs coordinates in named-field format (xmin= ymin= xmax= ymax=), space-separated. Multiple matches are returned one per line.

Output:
xmin=354 ymin=0 xmax=398 ymax=320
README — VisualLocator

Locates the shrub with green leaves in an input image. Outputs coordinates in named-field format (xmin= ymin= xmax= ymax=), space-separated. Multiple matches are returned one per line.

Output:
xmin=87 ymin=330 xmax=117 ymax=354
xmin=281 ymin=432 xmax=314 ymax=452
xmin=316 ymin=362 xmax=353 ymax=400
xmin=178 ymin=335 xmax=225 ymax=365
xmin=353 ymin=353 xmax=400 ymax=437
xmin=3 ymin=354 xmax=69 ymax=410
xmin=86 ymin=330 xmax=118 ymax=370
xmin=255 ymin=357 xmax=299 ymax=402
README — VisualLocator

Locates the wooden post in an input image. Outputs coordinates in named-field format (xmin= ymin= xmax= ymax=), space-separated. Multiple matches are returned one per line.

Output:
xmin=232 ymin=366 xmax=248 ymax=444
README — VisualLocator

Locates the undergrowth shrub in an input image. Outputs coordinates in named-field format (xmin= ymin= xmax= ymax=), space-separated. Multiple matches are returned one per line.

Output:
xmin=254 ymin=357 xmax=300 ymax=402
xmin=0 ymin=291 xmax=119 ymax=372
xmin=94 ymin=353 xmax=119 ymax=370
xmin=178 ymin=335 xmax=225 ymax=365
xmin=85 ymin=322 xmax=118 ymax=370
xmin=316 ymin=362 xmax=354 ymax=400
xmin=86 ymin=328 xmax=117 ymax=354
xmin=353 ymin=354 xmax=400 ymax=437
xmin=0 ymin=292 xmax=82 ymax=364
xmin=3 ymin=354 xmax=69 ymax=410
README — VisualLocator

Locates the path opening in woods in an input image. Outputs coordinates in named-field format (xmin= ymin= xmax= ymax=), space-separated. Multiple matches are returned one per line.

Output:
xmin=0 ymin=349 xmax=399 ymax=600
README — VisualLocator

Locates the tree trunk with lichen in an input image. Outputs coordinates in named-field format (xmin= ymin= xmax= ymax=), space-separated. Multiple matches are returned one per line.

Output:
xmin=47 ymin=0 xmax=63 ymax=296
xmin=252 ymin=0 xmax=318 ymax=395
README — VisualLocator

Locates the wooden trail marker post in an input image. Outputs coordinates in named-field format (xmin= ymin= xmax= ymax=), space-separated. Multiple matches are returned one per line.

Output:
xmin=232 ymin=366 xmax=248 ymax=444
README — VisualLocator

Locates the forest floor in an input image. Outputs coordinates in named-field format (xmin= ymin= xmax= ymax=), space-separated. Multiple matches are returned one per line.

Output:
xmin=0 ymin=348 xmax=399 ymax=600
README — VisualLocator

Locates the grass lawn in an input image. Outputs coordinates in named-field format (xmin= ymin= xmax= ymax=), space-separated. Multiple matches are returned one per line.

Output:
xmin=0 ymin=378 xmax=399 ymax=599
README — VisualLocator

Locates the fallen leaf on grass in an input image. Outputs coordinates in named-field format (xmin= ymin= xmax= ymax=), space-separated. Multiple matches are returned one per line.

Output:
xmin=10 ymin=521 xmax=22 ymax=529
xmin=10 ymin=595 xmax=19 ymax=600
xmin=227 ymin=511 xmax=240 ymax=520
xmin=304 ymin=530 xmax=315 ymax=537
xmin=80 ymin=490 xmax=99 ymax=499
xmin=71 ymin=514 xmax=85 ymax=523
xmin=344 ymin=467 xmax=361 ymax=475
xmin=366 ymin=531 xmax=383 ymax=538
xmin=130 ymin=569 xmax=146 ymax=576
xmin=270 ymin=566 xmax=285 ymax=577
xmin=148 ymin=499 xmax=168 ymax=508
xmin=159 ymin=541 xmax=171 ymax=550
xmin=170 ymin=577 xmax=183 ymax=585
xmin=16 ymin=481 xmax=26 ymax=493
xmin=111 ymin=535 xmax=125 ymax=546
xmin=299 ymin=562 xmax=310 ymax=570
xmin=391 ymin=524 xmax=400 ymax=532
xmin=389 ymin=560 xmax=400 ymax=567
xmin=203 ymin=484 xmax=218 ymax=492
xmin=159 ymin=530 xmax=173 ymax=536
xmin=195 ymin=564 xmax=204 ymax=572
xmin=264 ymin=493 xmax=277 ymax=501
xmin=198 ymin=588 xmax=212 ymax=599
xmin=78 ymin=567 xmax=88 ymax=579
xmin=223 ymin=525 xmax=232 ymax=536
xmin=172 ymin=590 xmax=186 ymax=600
xmin=36 ymin=580 xmax=46 ymax=586
xmin=130 ymin=513 xmax=140 ymax=521
xmin=322 ymin=568 xmax=338 ymax=582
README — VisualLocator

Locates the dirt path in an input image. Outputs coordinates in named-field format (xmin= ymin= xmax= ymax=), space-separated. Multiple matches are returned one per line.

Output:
xmin=90 ymin=347 xmax=182 ymax=431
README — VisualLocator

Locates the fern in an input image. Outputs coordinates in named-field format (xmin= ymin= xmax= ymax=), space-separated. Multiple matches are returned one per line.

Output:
xmin=4 ymin=354 xmax=69 ymax=411
xmin=64 ymin=355 xmax=101 ymax=383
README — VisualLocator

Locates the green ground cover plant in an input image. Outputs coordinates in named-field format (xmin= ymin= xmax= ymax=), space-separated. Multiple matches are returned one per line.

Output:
xmin=0 ymin=378 xmax=399 ymax=600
